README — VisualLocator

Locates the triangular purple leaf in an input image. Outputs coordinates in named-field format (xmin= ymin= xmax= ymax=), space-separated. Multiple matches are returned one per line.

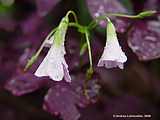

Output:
xmin=86 ymin=0 xmax=129 ymax=33
xmin=43 ymin=82 xmax=88 ymax=120
xmin=128 ymin=19 xmax=160 ymax=60
xmin=5 ymin=73 xmax=46 ymax=96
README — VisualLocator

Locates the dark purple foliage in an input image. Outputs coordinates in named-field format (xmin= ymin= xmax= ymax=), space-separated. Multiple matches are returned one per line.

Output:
xmin=43 ymin=83 xmax=86 ymax=120
xmin=5 ymin=73 xmax=46 ymax=96
xmin=128 ymin=18 xmax=160 ymax=60
xmin=86 ymin=0 xmax=130 ymax=33
xmin=5 ymin=72 xmax=99 ymax=120
xmin=43 ymin=73 xmax=100 ymax=120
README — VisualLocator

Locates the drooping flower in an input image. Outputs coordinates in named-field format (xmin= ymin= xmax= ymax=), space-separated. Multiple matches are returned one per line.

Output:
xmin=98 ymin=18 xmax=127 ymax=69
xmin=35 ymin=16 xmax=71 ymax=82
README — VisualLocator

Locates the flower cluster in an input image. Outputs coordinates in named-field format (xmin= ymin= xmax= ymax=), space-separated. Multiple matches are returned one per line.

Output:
xmin=29 ymin=12 xmax=128 ymax=82
xmin=28 ymin=10 xmax=156 ymax=82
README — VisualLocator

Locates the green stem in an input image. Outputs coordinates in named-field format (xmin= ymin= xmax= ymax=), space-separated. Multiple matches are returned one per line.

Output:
xmin=66 ymin=10 xmax=78 ymax=24
xmin=35 ymin=27 xmax=57 ymax=57
xmin=88 ymin=16 xmax=106 ymax=30
xmin=87 ymin=10 xmax=156 ymax=30
xmin=107 ymin=13 xmax=138 ymax=18
xmin=84 ymin=30 xmax=93 ymax=72
xmin=69 ymin=22 xmax=82 ymax=29
xmin=68 ymin=22 xmax=94 ymax=76
xmin=107 ymin=10 xmax=156 ymax=19
xmin=24 ymin=27 xmax=57 ymax=71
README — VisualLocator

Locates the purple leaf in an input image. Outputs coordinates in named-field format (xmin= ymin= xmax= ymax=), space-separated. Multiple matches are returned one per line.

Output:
xmin=128 ymin=19 xmax=160 ymax=60
xmin=86 ymin=0 xmax=129 ymax=33
xmin=35 ymin=0 xmax=60 ymax=17
xmin=43 ymin=82 xmax=88 ymax=120
xmin=5 ymin=73 xmax=46 ymax=96
xmin=43 ymin=73 xmax=100 ymax=120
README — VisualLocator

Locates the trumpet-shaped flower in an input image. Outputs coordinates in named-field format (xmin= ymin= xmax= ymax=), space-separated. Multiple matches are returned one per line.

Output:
xmin=35 ymin=16 xmax=71 ymax=82
xmin=98 ymin=18 xmax=127 ymax=69
xmin=35 ymin=45 xmax=71 ymax=82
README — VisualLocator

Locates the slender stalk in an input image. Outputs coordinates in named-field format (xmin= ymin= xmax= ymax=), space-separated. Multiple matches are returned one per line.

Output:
xmin=87 ymin=13 xmax=137 ymax=30
xmin=84 ymin=30 xmax=93 ymax=72
xmin=107 ymin=13 xmax=138 ymax=18
xmin=88 ymin=16 xmax=106 ymax=30
xmin=35 ymin=27 xmax=57 ymax=57
xmin=24 ymin=27 xmax=57 ymax=71
xmin=66 ymin=10 xmax=78 ymax=24
xmin=69 ymin=22 xmax=94 ymax=76
xmin=107 ymin=10 xmax=156 ymax=19
xmin=69 ymin=22 xmax=82 ymax=29
xmin=87 ymin=10 xmax=156 ymax=30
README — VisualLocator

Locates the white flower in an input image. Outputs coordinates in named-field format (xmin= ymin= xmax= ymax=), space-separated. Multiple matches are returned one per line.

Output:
xmin=35 ymin=45 xmax=71 ymax=82
xmin=98 ymin=18 xmax=127 ymax=69
xmin=34 ymin=15 xmax=71 ymax=82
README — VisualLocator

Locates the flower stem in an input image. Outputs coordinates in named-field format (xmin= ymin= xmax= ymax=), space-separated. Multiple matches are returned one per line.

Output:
xmin=107 ymin=13 xmax=138 ymax=18
xmin=66 ymin=10 xmax=78 ymax=24
xmin=87 ymin=16 xmax=106 ymax=30
xmin=36 ymin=28 xmax=57 ymax=56
xmin=107 ymin=10 xmax=156 ymax=19
xmin=85 ymin=31 xmax=92 ymax=67
xmin=87 ymin=10 xmax=156 ymax=30
xmin=24 ymin=27 xmax=57 ymax=71
xmin=69 ymin=22 xmax=82 ymax=29
xmin=84 ymin=30 xmax=93 ymax=77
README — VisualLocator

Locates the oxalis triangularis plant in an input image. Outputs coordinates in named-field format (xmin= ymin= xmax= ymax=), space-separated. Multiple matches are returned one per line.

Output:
xmin=23 ymin=10 xmax=156 ymax=120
